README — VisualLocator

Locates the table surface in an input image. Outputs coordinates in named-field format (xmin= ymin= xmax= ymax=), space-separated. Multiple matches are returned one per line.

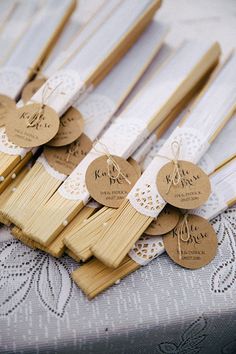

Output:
xmin=0 ymin=1 xmax=236 ymax=353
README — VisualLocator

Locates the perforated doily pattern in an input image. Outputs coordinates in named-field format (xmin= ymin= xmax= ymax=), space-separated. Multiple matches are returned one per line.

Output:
xmin=129 ymin=235 xmax=165 ymax=265
xmin=0 ymin=66 xmax=26 ymax=98
xmin=31 ymin=70 xmax=86 ymax=115
xmin=128 ymin=127 xmax=210 ymax=218
xmin=37 ymin=155 xmax=67 ymax=181
xmin=0 ymin=127 xmax=30 ymax=158
xmin=58 ymin=170 xmax=88 ymax=202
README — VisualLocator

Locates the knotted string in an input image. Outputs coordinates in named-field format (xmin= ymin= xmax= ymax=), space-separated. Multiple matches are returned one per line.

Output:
xmin=27 ymin=81 xmax=62 ymax=127
xmin=177 ymin=213 xmax=190 ymax=260
xmin=92 ymin=139 xmax=131 ymax=185
xmin=157 ymin=140 xmax=182 ymax=194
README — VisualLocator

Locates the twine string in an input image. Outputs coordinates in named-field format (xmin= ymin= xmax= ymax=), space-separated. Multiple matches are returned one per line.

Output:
xmin=157 ymin=140 xmax=182 ymax=194
xmin=27 ymin=81 xmax=62 ymax=127
xmin=177 ymin=213 xmax=190 ymax=260
xmin=92 ymin=139 xmax=131 ymax=185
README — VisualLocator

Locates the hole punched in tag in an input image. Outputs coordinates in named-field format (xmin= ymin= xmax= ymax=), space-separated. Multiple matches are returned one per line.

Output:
xmin=5 ymin=82 xmax=63 ymax=148
xmin=156 ymin=140 xmax=211 ymax=209
xmin=85 ymin=140 xmax=139 ymax=208
xmin=163 ymin=213 xmax=218 ymax=269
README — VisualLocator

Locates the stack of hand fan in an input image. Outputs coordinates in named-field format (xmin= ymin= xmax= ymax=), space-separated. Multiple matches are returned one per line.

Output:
xmin=0 ymin=0 xmax=235 ymax=301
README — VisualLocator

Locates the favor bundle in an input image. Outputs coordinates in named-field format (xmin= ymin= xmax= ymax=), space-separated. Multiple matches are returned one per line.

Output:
xmin=91 ymin=52 xmax=236 ymax=269
xmin=20 ymin=41 xmax=220 ymax=247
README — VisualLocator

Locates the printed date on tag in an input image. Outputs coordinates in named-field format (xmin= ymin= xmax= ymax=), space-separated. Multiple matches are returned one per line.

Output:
xmin=85 ymin=155 xmax=139 ymax=208
xmin=163 ymin=214 xmax=218 ymax=269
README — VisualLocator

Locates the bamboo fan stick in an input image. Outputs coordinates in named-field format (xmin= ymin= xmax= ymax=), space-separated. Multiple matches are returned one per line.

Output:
xmin=1 ymin=22 xmax=167 ymax=229
xmin=11 ymin=225 xmax=38 ymax=250
xmin=92 ymin=52 xmax=236 ymax=269
xmin=65 ymin=248 xmax=82 ymax=262
xmin=64 ymin=78 xmax=209 ymax=262
xmin=72 ymin=157 xmax=236 ymax=299
xmin=23 ymin=41 xmax=221 ymax=247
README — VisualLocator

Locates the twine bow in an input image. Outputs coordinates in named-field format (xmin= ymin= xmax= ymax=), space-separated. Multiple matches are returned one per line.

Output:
xmin=93 ymin=139 xmax=131 ymax=185
xmin=27 ymin=81 xmax=62 ymax=127
xmin=177 ymin=213 xmax=190 ymax=260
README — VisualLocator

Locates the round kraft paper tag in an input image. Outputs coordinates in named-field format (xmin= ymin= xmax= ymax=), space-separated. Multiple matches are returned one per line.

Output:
xmin=145 ymin=205 xmax=180 ymax=236
xmin=5 ymin=103 xmax=60 ymax=148
xmin=0 ymin=94 xmax=16 ymax=127
xmin=85 ymin=155 xmax=140 ymax=208
xmin=163 ymin=214 xmax=218 ymax=269
xmin=157 ymin=160 xmax=211 ymax=209
xmin=44 ymin=134 xmax=92 ymax=175
xmin=47 ymin=107 xmax=84 ymax=147
xmin=21 ymin=79 xmax=46 ymax=103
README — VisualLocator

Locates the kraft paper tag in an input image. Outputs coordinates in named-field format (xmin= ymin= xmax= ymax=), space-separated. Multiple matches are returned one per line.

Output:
xmin=163 ymin=214 xmax=218 ymax=269
xmin=85 ymin=155 xmax=139 ymax=208
xmin=47 ymin=107 xmax=84 ymax=147
xmin=21 ymin=79 xmax=46 ymax=103
xmin=145 ymin=205 xmax=180 ymax=236
xmin=157 ymin=161 xmax=211 ymax=209
xmin=5 ymin=103 xmax=60 ymax=148
xmin=44 ymin=134 xmax=92 ymax=175
xmin=0 ymin=95 xmax=16 ymax=127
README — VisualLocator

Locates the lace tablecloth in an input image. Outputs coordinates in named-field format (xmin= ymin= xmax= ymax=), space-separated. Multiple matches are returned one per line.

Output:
xmin=0 ymin=207 xmax=236 ymax=353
